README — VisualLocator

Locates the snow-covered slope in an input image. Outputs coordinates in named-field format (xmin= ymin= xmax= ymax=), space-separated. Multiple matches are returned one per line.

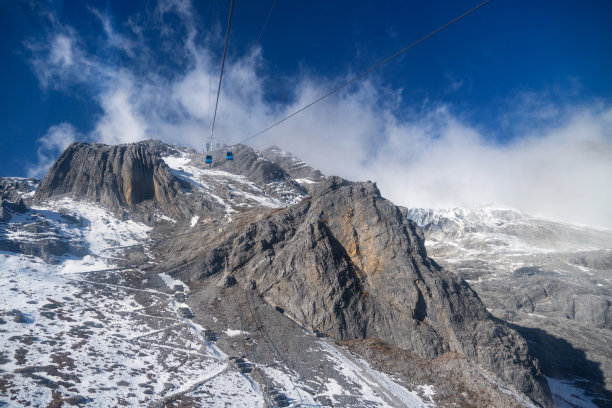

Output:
xmin=162 ymin=148 xmax=304 ymax=213
xmin=1 ymin=148 xmax=436 ymax=408
xmin=406 ymin=205 xmax=612 ymax=254
xmin=405 ymin=205 xmax=612 ymax=407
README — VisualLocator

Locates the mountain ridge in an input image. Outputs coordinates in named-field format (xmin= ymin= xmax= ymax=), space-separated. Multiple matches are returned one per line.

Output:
xmin=1 ymin=140 xmax=561 ymax=407
xmin=406 ymin=204 xmax=612 ymax=406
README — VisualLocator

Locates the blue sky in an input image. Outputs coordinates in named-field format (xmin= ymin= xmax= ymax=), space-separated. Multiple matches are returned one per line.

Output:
xmin=1 ymin=0 xmax=611 ymax=226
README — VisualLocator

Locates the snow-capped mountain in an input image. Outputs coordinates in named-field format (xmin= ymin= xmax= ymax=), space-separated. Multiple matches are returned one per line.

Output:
xmin=405 ymin=205 xmax=612 ymax=407
xmin=1 ymin=143 xmax=441 ymax=407
xmin=1 ymin=140 xmax=575 ymax=407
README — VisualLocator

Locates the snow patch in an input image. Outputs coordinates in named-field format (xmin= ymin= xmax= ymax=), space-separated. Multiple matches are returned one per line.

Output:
xmin=159 ymin=273 xmax=190 ymax=293
xmin=318 ymin=340 xmax=428 ymax=407
xmin=295 ymin=178 xmax=316 ymax=185
xmin=190 ymin=215 xmax=200 ymax=227
xmin=224 ymin=329 xmax=248 ymax=337
xmin=547 ymin=377 xmax=599 ymax=408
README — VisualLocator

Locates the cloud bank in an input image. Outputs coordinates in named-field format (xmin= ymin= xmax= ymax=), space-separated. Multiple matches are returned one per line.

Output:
xmin=25 ymin=0 xmax=612 ymax=228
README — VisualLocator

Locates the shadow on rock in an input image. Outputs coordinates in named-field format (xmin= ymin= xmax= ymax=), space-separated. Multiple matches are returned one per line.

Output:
xmin=508 ymin=322 xmax=612 ymax=405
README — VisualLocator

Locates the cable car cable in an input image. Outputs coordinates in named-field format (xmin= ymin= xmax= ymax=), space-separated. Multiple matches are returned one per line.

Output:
xmin=208 ymin=0 xmax=236 ymax=152
xmin=207 ymin=0 xmax=215 ymax=134
xmin=224 ymin=0 xmax=279 ymax=154
xmin=240 ymin=0 xmax=491 ymax=144
xmin=257 ymin=0 xmax=279 ymax=44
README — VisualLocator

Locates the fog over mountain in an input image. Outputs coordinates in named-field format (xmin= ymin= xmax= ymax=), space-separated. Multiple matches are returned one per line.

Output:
xmin=3 ymin=140 xmax=610 ymax=406
xmin=3 ymin=2 xmax=610 ymax=405
xmin=21 ymin=1 xmax=612 ymax=229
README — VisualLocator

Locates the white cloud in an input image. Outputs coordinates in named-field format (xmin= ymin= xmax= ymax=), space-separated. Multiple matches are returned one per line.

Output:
xmin=92 ymin=72 xmax=148 ymax=145
xmin=26 ymin=26 xmax=94 ymax=90
xmin=27 ymin=123 xmax=78 ymax=179
xmin=25 ymin=0 xmax=612 ymax=228
xmin=49 ymin=34 xmax=74 ymax=66
xmin=88 ymin=7 xmax=134 ymax=56
xmin=254 ymin=93 xmax=612 ymax=228
xmin=364 ymin=106 xmax=612 ymax=228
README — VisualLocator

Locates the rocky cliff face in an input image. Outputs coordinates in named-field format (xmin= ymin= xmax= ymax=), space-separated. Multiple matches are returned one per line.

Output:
xmin=405 ymin=206 xmax=612 ymax=403
xmin=26 ymin=140 xmax=554 ymax=406
xmin=0 ymin=178 xmax=33 ymax=221
xmin=159 ymin=176 xmax=552 ymax=407
xmin=34 ymin=142 xmax=189 ymax=219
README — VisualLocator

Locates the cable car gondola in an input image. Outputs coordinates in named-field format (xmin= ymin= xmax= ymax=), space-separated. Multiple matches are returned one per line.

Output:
xmin=226 ymin=151 xmax=233 ymax=161
xmin=205 ymin=155 xmax=213 ymax=164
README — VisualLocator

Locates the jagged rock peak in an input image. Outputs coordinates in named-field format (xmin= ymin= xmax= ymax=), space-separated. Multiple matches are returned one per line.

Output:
xmin=259 ymin=145 xmax=325 ymax=183
xmin=0 ymin=177 xmax=34 ymax=222
xmin=157 ymin=176 xmax=553 ymax=407
xmin=34 ymin=141 xmax=186 ymax=217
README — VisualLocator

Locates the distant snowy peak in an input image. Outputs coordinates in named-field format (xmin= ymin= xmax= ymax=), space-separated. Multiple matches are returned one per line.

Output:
xmin=405 ymin=205 xmax=612 ymax=252
xmin=405 ymin=205 xmax=529 ymax=235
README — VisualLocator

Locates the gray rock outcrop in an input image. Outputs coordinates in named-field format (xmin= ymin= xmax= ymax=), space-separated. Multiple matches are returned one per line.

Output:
xmin=260 ymin=146 xmax=325 ymax=182
xmin=0 ymin=177 xmax=30 ymax=222
xmin=159 ymin=176 xmax=552 ymax=407
xmin=34 ymin=142 xmax=189 ymax=219
xmin=0 ymin=200 xmax=9 ymax=222
xmin=0 ymin=178 xmax=37 ymax=202
xmin=0 ymin=198 xmax=27 ymax=221
xmin=199 ymin=144 xmax=307 ymax=197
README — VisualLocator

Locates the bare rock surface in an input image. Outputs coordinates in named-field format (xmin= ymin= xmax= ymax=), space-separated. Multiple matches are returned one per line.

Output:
xmin=0 ymin=178 xmax=35 ymax=221
xmin=0 ymin=177 xmax=37 ymax=202
xmin=157 ymin=175 xmax=552 ymax=407
xmin=259 ymin=146 xmax=325 ymax=183
xmin=34 ymin=142 xmax=191 ymax=220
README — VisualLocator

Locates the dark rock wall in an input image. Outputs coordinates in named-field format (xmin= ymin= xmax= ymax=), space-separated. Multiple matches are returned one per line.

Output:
xmin=34 ymin=142 xmax=186 ymax=217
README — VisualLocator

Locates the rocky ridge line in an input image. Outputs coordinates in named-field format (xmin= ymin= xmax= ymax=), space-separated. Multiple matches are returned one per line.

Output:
xmin=27 ymin=140 xmax=554 ymax=406
xmin=156 ymin=175 xmax=553 ymax=407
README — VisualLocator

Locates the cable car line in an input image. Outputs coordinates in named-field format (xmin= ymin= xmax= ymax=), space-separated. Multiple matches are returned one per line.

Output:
xmin=240 ymin=0 xmax=491 ymax=144
xmin=257 ymin=0 xmax=279 ymax=44
xmin=206 ymin=0 xmax=278 ymax=162
xmin=208 ymin=0 xmax=236 ymax=154
xmin=207 ymin=0 xmax=215 ymax=130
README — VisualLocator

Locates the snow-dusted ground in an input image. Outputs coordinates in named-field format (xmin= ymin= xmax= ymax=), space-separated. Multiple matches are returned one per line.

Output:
xmin=547 ymin=377 xmax=599 ymax=408
xmin=0 ymin=255 xmax=265 ymax=407
xmin=0 ymin=198 xmax=265 ymax=407
xmin=316 ymin=341 xmax=431 ymax=408
xmin=163 ymin=151 xmax=304 ymax=212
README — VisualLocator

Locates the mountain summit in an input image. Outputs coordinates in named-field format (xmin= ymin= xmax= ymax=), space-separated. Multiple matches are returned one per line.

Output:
xmin=1 ymin=140 xmax=555 ymax=407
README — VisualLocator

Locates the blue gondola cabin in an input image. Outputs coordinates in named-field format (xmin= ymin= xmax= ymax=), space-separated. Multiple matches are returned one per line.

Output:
xmin=226 ymin=151 xmax=233 ymax=161
xmin=205 ymin=155 xmax=213 ymax=164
